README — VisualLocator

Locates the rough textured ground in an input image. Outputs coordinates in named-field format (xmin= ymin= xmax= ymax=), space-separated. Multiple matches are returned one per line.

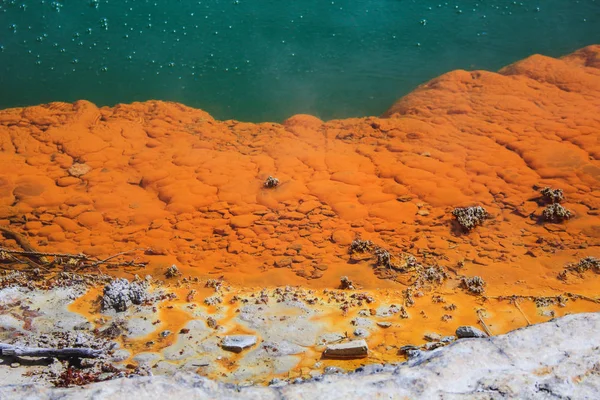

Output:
xmin=0 ymin=45 xmax=598 ymax=288
xmin=2 ymin=312 xmax=599 ymax=399
xmin=1 ymin=45 xmax=599 ymax=389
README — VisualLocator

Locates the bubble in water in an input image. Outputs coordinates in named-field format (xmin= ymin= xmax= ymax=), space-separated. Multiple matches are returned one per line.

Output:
xmin=51 ymin=2 xmax=63 ymax=12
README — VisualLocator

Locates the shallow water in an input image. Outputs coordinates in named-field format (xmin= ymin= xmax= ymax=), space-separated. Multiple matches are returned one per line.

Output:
xmin=0 ymin=0 xmax=598 ymax=121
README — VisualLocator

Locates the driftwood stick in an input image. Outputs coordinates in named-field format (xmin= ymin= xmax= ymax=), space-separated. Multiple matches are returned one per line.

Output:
xmin=0 ymin=227 xmax=38 ymax=253
xmin=476 ymin=309 xmax=493 ymax=337
xmin=513 ymin=299 xmax=532 ymax=326
xmin=0 ymin=343 xmax=103 ymax=359
xmin=89 ymin=249 xmax=141 ymax=268
xmin=0 ymin=247 xmax=88 ymax=260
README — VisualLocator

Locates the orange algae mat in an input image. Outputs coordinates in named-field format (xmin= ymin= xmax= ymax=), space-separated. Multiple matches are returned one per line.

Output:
xmin=1 ymin=45 xmax=600 ymax=345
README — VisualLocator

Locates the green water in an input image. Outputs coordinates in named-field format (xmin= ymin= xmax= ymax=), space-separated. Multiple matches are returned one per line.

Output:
xmin=0 ymin=0 xmax=598 ymax=122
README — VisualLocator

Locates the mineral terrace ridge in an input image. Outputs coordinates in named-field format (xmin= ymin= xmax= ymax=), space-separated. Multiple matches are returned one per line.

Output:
xmin=0 ymin=46 xmax=599 ymax=396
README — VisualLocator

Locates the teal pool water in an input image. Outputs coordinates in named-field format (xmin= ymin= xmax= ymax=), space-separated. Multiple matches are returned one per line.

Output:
xmin=0 ymin=0 xmax=598 ymax=122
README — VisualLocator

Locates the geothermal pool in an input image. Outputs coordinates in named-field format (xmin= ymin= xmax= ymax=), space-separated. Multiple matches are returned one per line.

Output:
xmin=0 ymin=0 xmax=599 ymax=389
xmin=0 ymin=0 xmax=598 ymax=121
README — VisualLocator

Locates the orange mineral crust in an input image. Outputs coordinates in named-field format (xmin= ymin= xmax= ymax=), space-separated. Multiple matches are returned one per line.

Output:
xmin=1 ymin=45 xmax=599 ymax=301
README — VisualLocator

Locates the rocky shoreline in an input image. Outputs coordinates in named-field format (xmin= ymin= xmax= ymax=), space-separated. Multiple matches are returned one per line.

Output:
xmin=2 ymin=312 xmax=599 ymax=399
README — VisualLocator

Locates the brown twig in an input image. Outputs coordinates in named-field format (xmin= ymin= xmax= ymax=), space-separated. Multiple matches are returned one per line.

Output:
xmin=88 ymin=250 xmax=142 ymax=268
xmin=0 ymin=244 xmax=146 ymax=279
xmin=0 ymin=247 xmax=88 ymax=260
xmin=513 ymin=299 xmax=531 ymax=326
xmin=0 ymin=227 xmax=38 ymax=253
xmin=476 ymin=309 xmax=493 ymax=336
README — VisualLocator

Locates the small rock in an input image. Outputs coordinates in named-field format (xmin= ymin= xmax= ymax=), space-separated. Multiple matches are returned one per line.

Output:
xmin=221 ymin=335 xmax=257 ymax=353
xmin=541 ymin=310 xmax=555 ymax=318
xmin=269 ymin=378 xmax=287 ymax=387
xmin=424 ymin=342 xmax=445 ymax=350
xmin=340 ymin=276 xmax=355 ymax=290
xmin=204 ymin=295 xmax=222 ymax=306
xmin=377 ymin=322 xmax=392 ymax=328
xmin=323 ymin=340 xmax=368 ymax=359
xmin=74 ymin=333 xmax=88 ymax=346
xmin=440 ymin=335 xmax=456 ymax=343
xmin=424 ymin=332 xmax=442 ymax=342
xmin=165 ymin=264 xmax=181 ymax=278
xmin=324 ymin=366 xmax=344 ymax=375
xmin=10 ymin=363 xmax=20 ymax=368
xmin=456 ymin=326 xmax=488 ymax=338
xmin=68 ymin=162 xmax=91 ymax=177
xmin=160 ymin=330 xmax=171 ymax=338
xmin=351 ymin=317 xmax=372 ymax=327
xmin=264 ymin=176 xmax=279 ymax=188
xmin=353 ymin=328 xmax=369 ymax=338
xmin=207 ymin=317 xmax=218 ymax=329
xmin=399 ymin=344 xmax=419 ymax=354
xmin=274 ymin=258 xmax=293 ymax=268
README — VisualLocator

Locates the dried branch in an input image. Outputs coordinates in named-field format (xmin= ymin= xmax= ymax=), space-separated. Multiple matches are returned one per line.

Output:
xmin=0 ymin=248 xmax=88 ymax=259
xmin=0 ymin=343 xmax=103 ymax=359
xmin=513 ymin=299 xmax=531 ymax=326
xmin=476 ymin=309 xmax=493 ymax=336
xmin=89 ymin=250 xmax=142 ymax=267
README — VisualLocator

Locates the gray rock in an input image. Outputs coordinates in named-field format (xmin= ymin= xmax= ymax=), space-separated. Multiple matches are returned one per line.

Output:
xmin=354 ymin=364 xmax=395 ymax=374
xmin=101 ymin=278 xmax=147 ymax=312
xmin=423 ymin=332 xmax=442 ymax=342
xmin=324 ymin=366 xmax=344 ymax=375
xmin=221 ymin=335 xmax=257 ymax=353
xmin=323 ymin=340 xmax=368 ymax=359
xmin=129 ymin=281 xmax=147 ymax=305
xmin=440 ymin=335 xmax=456 ymax=343
xmin=456 ymin=325 xmax=488 ymax=338
xmin=268 ymin=378 xmax=287 ymax=387
xmin=423 ymin=342 xmax=444 ymax=351
xmin=353 ymin=328 xmax=369 ymax=338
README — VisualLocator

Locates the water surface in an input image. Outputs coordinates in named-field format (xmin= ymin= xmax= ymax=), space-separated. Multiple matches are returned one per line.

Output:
xmin=0 ymin=0 xmax=598 ymax=121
